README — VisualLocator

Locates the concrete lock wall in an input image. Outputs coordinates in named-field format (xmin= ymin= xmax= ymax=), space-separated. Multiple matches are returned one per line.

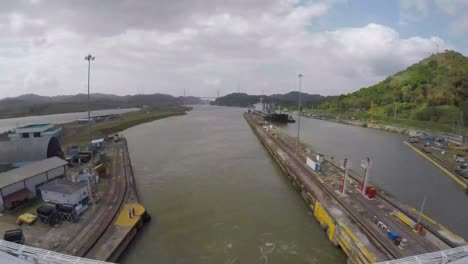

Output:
xmin=244 ymin=115 xmax=377 ymax=264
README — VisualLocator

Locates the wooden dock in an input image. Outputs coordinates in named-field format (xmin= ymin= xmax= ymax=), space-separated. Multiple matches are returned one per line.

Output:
xmin=244 ymin=113 xmax=464 ymax=263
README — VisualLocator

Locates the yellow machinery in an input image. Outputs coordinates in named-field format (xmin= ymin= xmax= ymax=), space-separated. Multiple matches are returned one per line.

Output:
xmin=17 ymin=213 xmax=38 ymax=225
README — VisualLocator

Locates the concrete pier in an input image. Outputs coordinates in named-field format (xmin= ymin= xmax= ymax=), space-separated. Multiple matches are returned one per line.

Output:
xmin=244 ymin=113 xmax=464 ymax=263
xmin=85 ymin=139 xmax=148 ymax=262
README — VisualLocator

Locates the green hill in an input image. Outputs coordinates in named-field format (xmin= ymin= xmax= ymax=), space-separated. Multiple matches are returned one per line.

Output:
xmin=318 ymin=50 xmax=468 ymax=132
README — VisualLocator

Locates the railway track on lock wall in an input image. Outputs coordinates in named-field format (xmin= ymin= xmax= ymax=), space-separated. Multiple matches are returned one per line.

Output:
xmin=59 ymin=142 xmax=128 ymax=257
xmin=248 ymin=116 xmax=400 ymax=259
xmin=323 ymin=154 xmax=461 ymax=249
xmin=264 ymin=115 xmax=458 ymax=250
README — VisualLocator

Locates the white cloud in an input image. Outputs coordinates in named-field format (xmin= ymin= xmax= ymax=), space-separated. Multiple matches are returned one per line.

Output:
xmin=0 ymin=0 xmax=455 ymax=98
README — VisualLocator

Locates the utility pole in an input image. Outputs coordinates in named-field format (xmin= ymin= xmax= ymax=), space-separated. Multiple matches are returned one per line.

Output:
xmin=84 ymin=54 xmax=96 ymax=200
xmin=461 ymin=111 xmax=464 ymax=137
xmin=415 ymin=195 xmax=427 ymax=232
xmin=394 ymin=101 xmax=397 ymax=119
xmin=296 ymin=74 xmax=303 ymax=153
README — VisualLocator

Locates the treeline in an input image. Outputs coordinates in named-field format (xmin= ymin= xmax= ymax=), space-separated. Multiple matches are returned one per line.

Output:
xmin=211 ymin=92 xmax=330 ymax=108
xmin=0 ymin=93 xmax=202 ymax=119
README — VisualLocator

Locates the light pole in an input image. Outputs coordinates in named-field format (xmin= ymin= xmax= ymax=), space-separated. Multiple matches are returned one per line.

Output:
xmin=84 ymin=54 xmax=95 ymax=176
xmin=296 ymin=74 xmax=303 ymax=152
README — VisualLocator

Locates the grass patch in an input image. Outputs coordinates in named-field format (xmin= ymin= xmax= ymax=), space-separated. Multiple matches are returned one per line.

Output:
xmin=61 ymin=107 xmax=188 ymax=146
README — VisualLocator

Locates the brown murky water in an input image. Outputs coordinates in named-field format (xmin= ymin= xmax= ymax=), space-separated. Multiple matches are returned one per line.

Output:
xmin=120 ymin=106 xmax=346 ymax=264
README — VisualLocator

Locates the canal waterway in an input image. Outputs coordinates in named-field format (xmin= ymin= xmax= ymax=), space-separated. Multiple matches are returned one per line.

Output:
xmin=121 ymin=106 xmax=346 ymax=264
xmin=0 ymin=105 xmax=464 ymax=262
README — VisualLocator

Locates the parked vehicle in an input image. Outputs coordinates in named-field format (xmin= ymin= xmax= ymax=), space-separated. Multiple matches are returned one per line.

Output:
xmin=422 ymin=142 xmax=431 ymax=153
xmin=433 ymin=142 xmax=446 ymax=150
xmin=455 ymin=164 xmax=468 ymax=179
xmin=454 ymin=154 xmax=465 ymax=163
xmin=4 ymin=229 xmax=25 ymax=244
xmin=16 ymin=213 xmax=37 ymax=225
xmin=409 ymin=136 xmax=419 ymax=143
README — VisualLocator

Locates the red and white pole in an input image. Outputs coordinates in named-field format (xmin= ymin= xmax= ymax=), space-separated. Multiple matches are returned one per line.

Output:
xmin=362 ymin=157 xmax=371 ymax=194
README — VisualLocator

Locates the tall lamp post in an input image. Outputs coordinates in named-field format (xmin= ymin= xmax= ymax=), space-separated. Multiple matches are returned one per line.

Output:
xmin=84 ymin=54 xmax=95 ymax=175
xmin=296 ymin=74 xmax=303 ymax=152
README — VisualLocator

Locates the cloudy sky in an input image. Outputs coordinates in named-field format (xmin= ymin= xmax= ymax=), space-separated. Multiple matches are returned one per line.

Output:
xmin=0 ymin=0 xmax=467 ymax=98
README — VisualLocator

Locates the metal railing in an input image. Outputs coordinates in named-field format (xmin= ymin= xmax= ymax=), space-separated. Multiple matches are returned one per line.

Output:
xmin=378 ymin=245 xmax=468 ymax=264
xmin=0 ymin=240 xmax=113 ymax=264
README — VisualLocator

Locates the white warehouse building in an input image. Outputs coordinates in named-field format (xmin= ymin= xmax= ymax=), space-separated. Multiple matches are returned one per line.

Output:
xmin=39 ymin=179 xmax=90 ymax=206
xmin=0 ymin=157 xmax=68 ymax=211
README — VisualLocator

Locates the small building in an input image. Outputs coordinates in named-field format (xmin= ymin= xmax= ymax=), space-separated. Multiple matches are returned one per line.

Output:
xmin=91 ymin=138 xmax=105 ymax=149
xmin=39 ymin=179 xmax=90 ymax=207
xmin=306 ymin=154 xmax=324 ymax=172
xmin=8 ymin=124 xmax=62 ymax=141
xmin=0 ymin=157 xmax=68 ymax=210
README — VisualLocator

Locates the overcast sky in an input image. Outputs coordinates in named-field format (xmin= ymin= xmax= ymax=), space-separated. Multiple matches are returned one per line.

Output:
xmin=0 ymin=0 xmax=467 ymax=98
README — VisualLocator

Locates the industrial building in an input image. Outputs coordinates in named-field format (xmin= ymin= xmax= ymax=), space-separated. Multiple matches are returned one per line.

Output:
xmin=0 ymin=136 xmax=64 ymax=166
xmin=8 ymin=124 xmax=62 ymax=141
xmin=40 ymin=179 xmax=90 ymax=207
xmin=0 ymin=157 xmax=68 ymax=210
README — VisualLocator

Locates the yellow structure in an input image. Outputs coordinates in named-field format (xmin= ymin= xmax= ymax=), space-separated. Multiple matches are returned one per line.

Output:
xmin=17 ymin=213 xmax=38 ymax=225
xmin=114 ymin=203 xmax=146 ymax=227
xmin=314 ymin=201 xmax=336 ymax=241
xmin=392 ymin=212 xmax=416 ymax=228
xmin=313 ymin=201 xmax=376 ymax=263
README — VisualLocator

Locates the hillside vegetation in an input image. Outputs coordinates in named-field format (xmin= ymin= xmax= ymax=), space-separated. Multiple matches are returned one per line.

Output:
xmin=212 ymin=92 xmax=329 ymax=108
xmin=317 ymin=50 xmax=468 ymax=132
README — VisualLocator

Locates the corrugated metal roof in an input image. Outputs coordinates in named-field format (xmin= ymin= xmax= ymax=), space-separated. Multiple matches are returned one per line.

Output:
xmin=0 ymin=157 xmax=68 ymax=189
xmin=0 ymin=136 xmax=63 ymax=165
xmin=0 ymin=137 xmax=52 ymax=164
xmin=40 ymin=179 xmax=87 ymax=194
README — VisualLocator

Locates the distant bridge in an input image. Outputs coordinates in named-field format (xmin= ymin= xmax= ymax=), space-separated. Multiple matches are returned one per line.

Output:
xmin=196 ymin=96 xmax=218 ymax=101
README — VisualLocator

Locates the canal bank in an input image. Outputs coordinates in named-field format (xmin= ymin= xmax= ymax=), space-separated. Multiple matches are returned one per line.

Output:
xmin=121 ymin=106 xmax=347 ymax=264
xmin=403 ymin=141 xmax=468 ymax=191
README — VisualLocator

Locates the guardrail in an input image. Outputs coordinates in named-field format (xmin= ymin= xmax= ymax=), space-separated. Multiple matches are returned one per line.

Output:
xmin=378 ymin=245 xmax=468 ymax=264
xmin=0 ymin=239 xmax=113 ymax=263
